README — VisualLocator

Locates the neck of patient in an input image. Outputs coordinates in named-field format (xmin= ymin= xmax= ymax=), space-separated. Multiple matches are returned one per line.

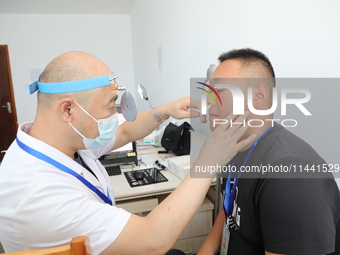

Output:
xmin=239 ymin=115 xmax=273 ymax=152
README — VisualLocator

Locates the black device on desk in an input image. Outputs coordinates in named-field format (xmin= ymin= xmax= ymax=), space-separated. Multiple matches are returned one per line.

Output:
xmin=124 ymin=168 xmax=168 ymax=187
xmin=99 ymin=140 xmax=138 ymax=166
xmin=105 ymin=165 xmax=122 ymax=176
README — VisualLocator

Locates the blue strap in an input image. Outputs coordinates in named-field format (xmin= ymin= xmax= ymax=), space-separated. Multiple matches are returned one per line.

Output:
xmin=28 ymin=72 xmax=116 ymax=94
xmin=224 ymin=125 xmax=273 ymax=216
xmin=16 ymin=137 xmax=113 ymax=205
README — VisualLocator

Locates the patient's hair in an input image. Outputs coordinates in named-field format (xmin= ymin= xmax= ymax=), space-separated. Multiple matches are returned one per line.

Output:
xmin=218 ymin=48 xmax=276 ymax=106
xmin=218 ymin=48 xmax=275 ymax=79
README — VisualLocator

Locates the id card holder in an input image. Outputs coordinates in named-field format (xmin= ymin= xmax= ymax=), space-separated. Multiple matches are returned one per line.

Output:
xmin=220 ymin=221 xmax=230 ymax=255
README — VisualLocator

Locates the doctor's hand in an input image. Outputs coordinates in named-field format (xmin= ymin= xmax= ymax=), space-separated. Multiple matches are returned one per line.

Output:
xmin=196 ymin=112 xmax=257 ymax=172
xmin=155 ymin=96 xmax=201 ymax=120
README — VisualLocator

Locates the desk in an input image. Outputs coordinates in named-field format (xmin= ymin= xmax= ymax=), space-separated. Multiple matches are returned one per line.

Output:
xmin=108 ymin=143 xmax=214 ymax=254
xmin=110 ymin=157 xmax=182 ymax=202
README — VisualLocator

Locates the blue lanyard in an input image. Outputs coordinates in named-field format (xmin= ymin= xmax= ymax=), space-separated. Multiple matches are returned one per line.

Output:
xmin=224 ymin=126 xmax=273 ymax=216
xmin=16 ymin=137 xmax=113 ymax=206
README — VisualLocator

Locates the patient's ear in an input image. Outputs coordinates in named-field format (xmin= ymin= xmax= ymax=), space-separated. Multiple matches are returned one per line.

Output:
xmin=252 ymin=85 xmax=269 ymax=109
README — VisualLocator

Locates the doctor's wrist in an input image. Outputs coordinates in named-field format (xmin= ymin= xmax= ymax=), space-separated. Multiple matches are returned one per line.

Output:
xmin=152 ymin=105 xmax=169 ymax=122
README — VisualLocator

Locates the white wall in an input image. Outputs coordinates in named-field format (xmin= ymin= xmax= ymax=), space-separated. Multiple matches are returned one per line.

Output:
xmin=132 ymin=0 xmax=340 ymax=92
xmin=131 ymin=0 xmax=340 ymax=186
xmin=0 ymin=13 xmax=135 ymax=124
xmin=131 ymin=1 xmax=192 ymax=110
xmin=131 ymin=0 xmax=340 ymax=107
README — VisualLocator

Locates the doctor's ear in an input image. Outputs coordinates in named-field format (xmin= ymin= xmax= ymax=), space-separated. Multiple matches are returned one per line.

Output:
xmin=58 ymin=98 xmax=75 ymax=122
xmin=252 ymin=85 xmax=269 ymax=109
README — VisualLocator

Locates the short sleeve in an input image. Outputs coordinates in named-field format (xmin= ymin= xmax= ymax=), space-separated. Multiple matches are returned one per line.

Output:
xmin=13 ymin=181 xmax=131 ymax=254
xmin=258 ymin=159 xmax=339 ymax=254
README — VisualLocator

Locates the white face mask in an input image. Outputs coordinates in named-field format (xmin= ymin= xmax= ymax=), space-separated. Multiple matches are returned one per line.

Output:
xmin=68 ymin=101 xmax=119 ymax=149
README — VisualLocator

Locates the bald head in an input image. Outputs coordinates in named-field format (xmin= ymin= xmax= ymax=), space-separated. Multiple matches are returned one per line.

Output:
xmin=39 ymin=51 xmax=110 ymax=83
xmin=38 ymin=51 xmax=111 ymax=107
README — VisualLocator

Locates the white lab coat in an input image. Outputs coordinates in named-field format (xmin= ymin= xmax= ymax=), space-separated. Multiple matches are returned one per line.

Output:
xmin=0 ymin=122 xmax=131 ymax=254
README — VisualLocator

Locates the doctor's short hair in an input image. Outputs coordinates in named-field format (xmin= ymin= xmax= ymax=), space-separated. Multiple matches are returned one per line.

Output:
xmin=218 ymin=48 xmax=275 ymax=79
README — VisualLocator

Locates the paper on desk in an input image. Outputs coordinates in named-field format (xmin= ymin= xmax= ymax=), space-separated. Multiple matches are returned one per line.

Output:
xmin=140 ymin=155 xmax=155 ymax=164
xmin=190 ymin=130 xmax=208 ymax=167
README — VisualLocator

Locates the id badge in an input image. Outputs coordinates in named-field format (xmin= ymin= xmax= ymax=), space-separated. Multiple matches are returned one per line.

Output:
xmin=220 ymin=221 xmax=230 ymax=255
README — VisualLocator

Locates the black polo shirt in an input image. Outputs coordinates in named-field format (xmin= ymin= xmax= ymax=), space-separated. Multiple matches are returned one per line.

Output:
xmin=223 ymin=124 xmax=340 ymax=255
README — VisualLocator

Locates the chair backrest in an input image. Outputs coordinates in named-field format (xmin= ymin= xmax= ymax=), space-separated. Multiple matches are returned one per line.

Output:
xmin=1 ymin=236 xmax=91 ymax=255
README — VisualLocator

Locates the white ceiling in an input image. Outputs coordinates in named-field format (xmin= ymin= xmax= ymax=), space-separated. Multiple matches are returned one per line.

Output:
xmin=0 ymin=0 xmax=136 ymax=14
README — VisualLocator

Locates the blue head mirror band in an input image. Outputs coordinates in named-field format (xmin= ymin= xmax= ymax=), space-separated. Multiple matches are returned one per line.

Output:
xmin=28 ymin=72 xmax=117 ymax=95
xmin=27 ymin=71 xmax=137 ymax=122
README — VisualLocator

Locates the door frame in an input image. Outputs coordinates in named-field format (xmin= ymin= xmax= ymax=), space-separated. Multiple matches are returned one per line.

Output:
xmin=0 ymin=45 xmax=18 ymax=160
xmin=1 ymin=45 xmax=18 ymax=126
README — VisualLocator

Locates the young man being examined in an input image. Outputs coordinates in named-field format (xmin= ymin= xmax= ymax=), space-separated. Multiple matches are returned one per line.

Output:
xmin=197 ymin=48 xmax=340 ymax=255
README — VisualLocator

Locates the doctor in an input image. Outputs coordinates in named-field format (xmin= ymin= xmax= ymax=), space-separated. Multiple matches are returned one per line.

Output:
xmin=0 ymin=51 xmax=256 ymax=255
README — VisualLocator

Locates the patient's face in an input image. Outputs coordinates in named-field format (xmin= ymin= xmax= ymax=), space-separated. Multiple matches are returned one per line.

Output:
xmin=207 ymin=59 xmax=248 ymax=131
